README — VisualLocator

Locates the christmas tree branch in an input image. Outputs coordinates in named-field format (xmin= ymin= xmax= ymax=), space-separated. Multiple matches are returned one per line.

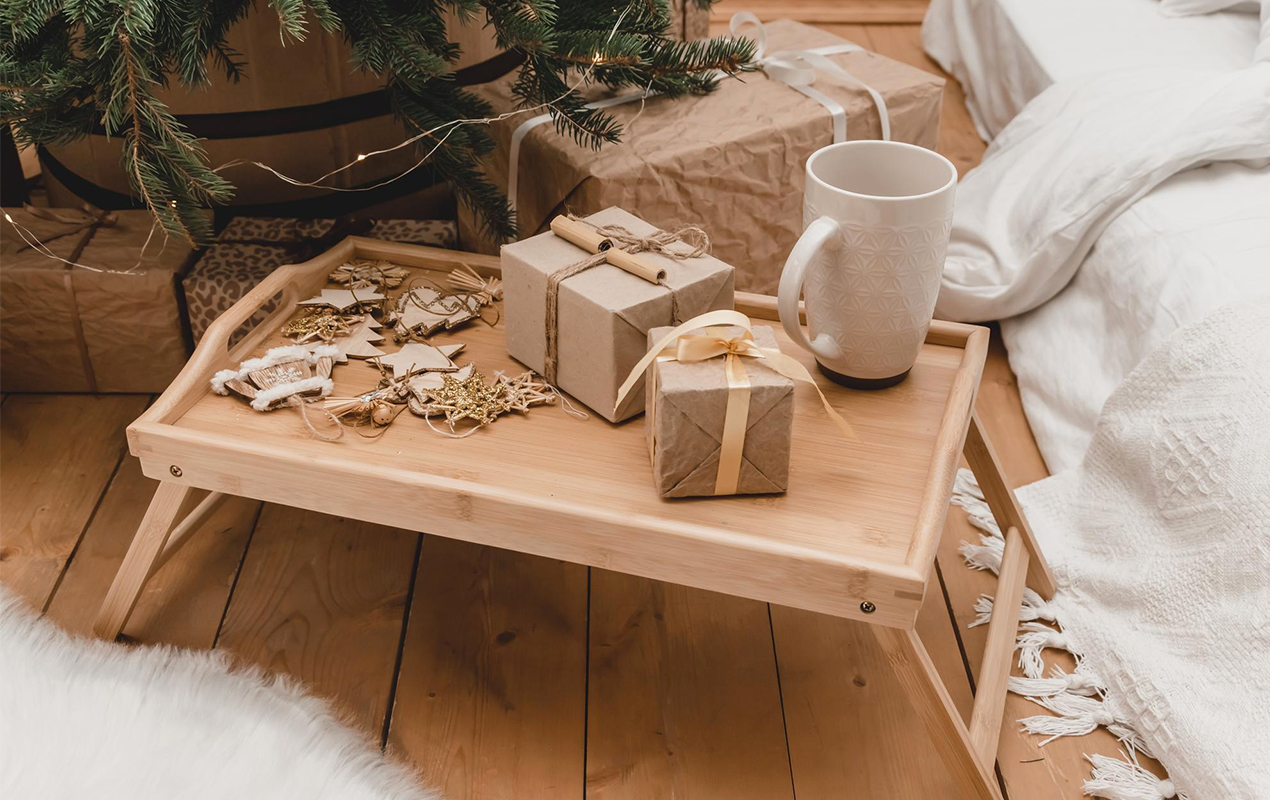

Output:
xmin=1 ymin=0 xmax=753 ymax=245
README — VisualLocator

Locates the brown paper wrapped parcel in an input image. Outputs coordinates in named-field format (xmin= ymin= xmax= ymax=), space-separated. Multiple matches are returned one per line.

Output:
xmin=1 ymin=206 xmax=192 ymax=392
xmin=646 ymin=322 xmax=794 ymax=497
xmin=501 ymin=207 xmax=734 ymax=422
xmin=618 ymin=309 xmax=860 ymax=498
xmin=459 ymin=18 xmax=944 ymax=294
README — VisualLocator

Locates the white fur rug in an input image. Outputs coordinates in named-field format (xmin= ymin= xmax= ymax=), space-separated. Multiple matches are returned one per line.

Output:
xmin=0 ymin=587 xmax=440 ymax=800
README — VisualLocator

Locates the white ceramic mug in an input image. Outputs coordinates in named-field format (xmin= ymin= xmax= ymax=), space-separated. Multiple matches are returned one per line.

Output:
xmin=778 ymin=140 xmax=957 ymax=388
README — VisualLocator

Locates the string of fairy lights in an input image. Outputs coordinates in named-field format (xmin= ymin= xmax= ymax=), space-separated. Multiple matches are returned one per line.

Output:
xmin=3 ymin=7 xmax=653 ymax=272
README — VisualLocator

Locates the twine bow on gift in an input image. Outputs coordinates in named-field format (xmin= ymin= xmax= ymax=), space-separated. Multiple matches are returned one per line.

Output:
xmin=542 ymin=214 xmax=709 ymax=385
xmin=616 ymin=309 xmax=858 ymax=496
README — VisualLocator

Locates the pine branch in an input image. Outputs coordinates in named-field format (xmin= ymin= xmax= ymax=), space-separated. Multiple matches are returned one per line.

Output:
xmin=1 ymin=0 xmax=750 ymax=248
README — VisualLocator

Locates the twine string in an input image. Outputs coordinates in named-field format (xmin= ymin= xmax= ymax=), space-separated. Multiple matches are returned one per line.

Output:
xmin=289 ymin=395 xmax=344 ymax=441
xmin=543 ymin=216 xmax=710 ymax=383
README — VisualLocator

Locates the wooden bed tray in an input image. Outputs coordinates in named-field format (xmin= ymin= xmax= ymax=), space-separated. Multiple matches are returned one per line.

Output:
xmin=98 ymin=236 xmax=1055 ymax=800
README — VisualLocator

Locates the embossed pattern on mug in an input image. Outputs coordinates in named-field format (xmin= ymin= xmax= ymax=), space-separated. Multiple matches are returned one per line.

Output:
xmin=803 ymin=213 xmax=953 ymax=377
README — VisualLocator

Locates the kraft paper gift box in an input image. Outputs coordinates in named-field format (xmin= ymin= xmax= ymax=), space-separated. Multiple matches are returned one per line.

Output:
xmin=458 ymin=18 xmax=944 ymax=294
xmin=184 ymin=216 xmax=456 ymax=343
xmin=1 ymin=206 xmax=193 ymax=393
xmin=501 ymin=207 xmax=734 ymax=423
xmin=645 ymin=324 xmax=794 ymax=497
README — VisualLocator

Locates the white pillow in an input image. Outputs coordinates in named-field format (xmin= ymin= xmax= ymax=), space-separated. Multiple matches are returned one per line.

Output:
xmin=1159 ymin=0 xmax=1259 ymax=16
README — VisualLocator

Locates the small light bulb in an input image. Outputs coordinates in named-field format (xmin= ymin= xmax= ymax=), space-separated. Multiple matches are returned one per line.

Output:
xmin=356 ymin=153 xmax=367 ymax=161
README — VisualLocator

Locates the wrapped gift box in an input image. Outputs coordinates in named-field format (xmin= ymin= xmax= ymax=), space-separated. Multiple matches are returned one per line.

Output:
xmin=459 ymin=19 xmax=944 ymax=294
xmin=184 ymin=216 xmax=456 ymax=343
xmin=668 ymin=0 xmax=710 ymax=40
xmin=502 ymin=207 xmax=734 ymax=422
xmin=0 ymin=206 xmax=193 ymax=392
xmin=645 ymin=324 xmax=793 ymax=497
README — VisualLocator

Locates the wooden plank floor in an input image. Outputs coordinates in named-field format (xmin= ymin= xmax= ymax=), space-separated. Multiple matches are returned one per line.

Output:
xmin=0 ymin=17 xmax=1150 ymax=800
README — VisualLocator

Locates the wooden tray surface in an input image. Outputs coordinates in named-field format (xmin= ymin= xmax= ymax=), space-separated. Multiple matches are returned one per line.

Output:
xmin=130 ymin=238 xmax=987 ymax=628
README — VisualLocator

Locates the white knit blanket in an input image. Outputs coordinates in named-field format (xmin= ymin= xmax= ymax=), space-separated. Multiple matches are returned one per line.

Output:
xmin=959 ymin=298 xmax=1270 ymax=799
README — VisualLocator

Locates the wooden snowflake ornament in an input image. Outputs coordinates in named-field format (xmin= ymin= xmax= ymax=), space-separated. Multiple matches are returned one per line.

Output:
xmin=329 ymin=259 xmax=409 ymax=289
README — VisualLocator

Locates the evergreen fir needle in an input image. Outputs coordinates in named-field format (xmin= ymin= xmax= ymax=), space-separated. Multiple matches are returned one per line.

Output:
xmin=0 ymin=0 xmax=756 ymax=245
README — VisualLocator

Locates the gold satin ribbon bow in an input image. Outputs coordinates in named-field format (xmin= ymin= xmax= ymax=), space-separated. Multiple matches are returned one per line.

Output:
xmin=616 ymin=309 xmax=858 ymax=496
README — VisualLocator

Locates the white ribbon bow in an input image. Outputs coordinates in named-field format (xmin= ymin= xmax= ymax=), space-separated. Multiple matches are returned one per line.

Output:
xmin=730 ymin=11 xmax=890 ymax=144
xmin=507 ymin=12 xmax=892 ymax=216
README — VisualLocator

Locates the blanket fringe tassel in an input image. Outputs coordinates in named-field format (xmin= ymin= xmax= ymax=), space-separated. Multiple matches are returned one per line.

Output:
xmin=952 ymin=468 xmax=1185 ymax=800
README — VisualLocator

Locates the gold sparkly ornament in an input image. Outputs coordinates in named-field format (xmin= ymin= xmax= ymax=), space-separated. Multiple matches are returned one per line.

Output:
xmin=407 ymin=363 xmax=474 ymax=393
xmin=329 ymin=259 xmax=409 ymax=289
xmin=282 ymin=310 xmax=353 ymax=343
xmin=407 ymin=369 xmax=565 ymax=437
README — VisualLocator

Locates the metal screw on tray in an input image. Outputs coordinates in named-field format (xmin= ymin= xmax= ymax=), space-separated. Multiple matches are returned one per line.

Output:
xmin=860 ymin=601 xmax=876 ymax=614
xmin=170 ymin=465 xmax=183 ymax=477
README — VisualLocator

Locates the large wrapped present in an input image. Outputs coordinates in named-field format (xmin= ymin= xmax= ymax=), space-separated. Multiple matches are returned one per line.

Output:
xmin=459 ymin=18 xmax=944 ymax=293
xmin=668 ymin=0 xmax=710 ymax=40
xmin=184 ymin=216 xmax=456 ymax=343
xmin=1 ymin=206 xmax=193 ymax=392
xmin=645 ymin=322 xmax=793 ymax=497
xmin=501 ymin=207 xmax=734 ymax=422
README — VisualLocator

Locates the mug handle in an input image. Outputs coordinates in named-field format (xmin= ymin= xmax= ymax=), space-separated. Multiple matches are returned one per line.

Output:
xmin=778 ymin=216 xmax=845 ymax=362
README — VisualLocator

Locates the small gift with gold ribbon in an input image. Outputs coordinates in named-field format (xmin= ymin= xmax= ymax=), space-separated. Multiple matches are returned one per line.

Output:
xmin=618 ymin=309 xmax=857 ymax=498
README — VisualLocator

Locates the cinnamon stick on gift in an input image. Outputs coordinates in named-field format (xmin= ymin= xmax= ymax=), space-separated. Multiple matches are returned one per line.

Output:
xmin=549 ymin=215 xmax=665 ymax=283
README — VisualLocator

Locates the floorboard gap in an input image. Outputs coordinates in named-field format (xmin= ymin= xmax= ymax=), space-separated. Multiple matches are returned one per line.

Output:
xmin=211 ymin=501 xmax=265 ymax=649
xmin=766 ymin=603 xmax=799 ymax=800
xmin=936 ymin=557 xmax=979 ymax=695
xmin=581 ymin=567 xmax=592 ymax=800
xmin=40 ymin=437 xmax=129 ymax=614
xmin=379 ymin=532 xmax=425 ymax=749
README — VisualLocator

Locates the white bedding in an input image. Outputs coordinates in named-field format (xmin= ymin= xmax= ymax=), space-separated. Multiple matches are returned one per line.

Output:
xmin=924 ymin=0 xmax=1262 ymax=139
xmin=924 ymin=0 xmax=1270 ymax=473
xmin=1003 ymin=163 xmax=1270 ymax=470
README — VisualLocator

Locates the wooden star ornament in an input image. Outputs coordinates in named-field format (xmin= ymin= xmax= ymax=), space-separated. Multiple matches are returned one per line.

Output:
xmin=299 ymin=288 xmax=385 ymax=312
xmin=372 ymin=342 xmax=457 ymax=378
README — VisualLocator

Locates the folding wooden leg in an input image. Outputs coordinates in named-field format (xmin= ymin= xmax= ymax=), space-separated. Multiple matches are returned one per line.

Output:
xmin=92 ymin=482 xmax=219 ymax=640
xmin=873 ymin=625 xmax=1004 ymax=800
xmin=950 ymin=411 xmax=1057 ymax=774
xmin=968 ymin=526 xmax=1028 ymax=763
xmin=963 ymin=411 xmax=1056 ymax=599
